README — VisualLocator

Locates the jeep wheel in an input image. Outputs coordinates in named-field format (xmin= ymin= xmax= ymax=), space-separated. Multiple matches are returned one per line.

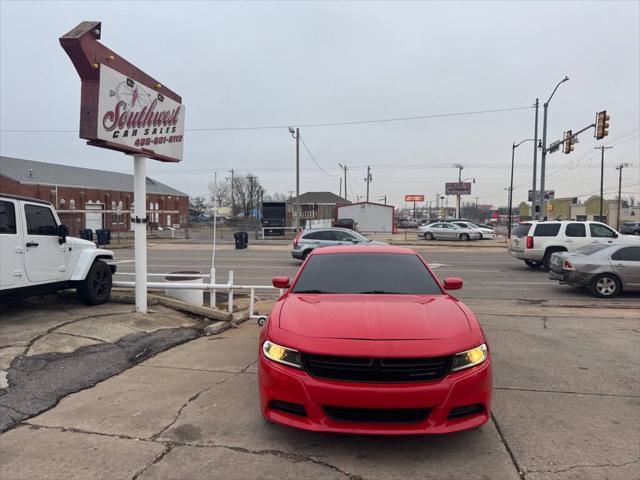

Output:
xmin=424 ymin=232 xmax=434 ymax=240
xmin=589 ymin=274 xmax=621 ymax=298
xmin=542 ymin=249 xmax=564 ymax=271
xmin=77 ymin=260 xmax=112 ymax=305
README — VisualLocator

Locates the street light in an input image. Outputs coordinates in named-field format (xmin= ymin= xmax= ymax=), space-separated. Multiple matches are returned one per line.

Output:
xmin=538 ymin=76 xmax=569 ymax=220
xmin=508 ymin=139 xmax=535 ymax=238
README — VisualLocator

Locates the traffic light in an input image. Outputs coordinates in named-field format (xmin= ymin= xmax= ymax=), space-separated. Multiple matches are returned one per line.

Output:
xmin=595 ymin=110 xmax=610 ymax=139
xmin=563 ymin=130 xmax=575 ymax=154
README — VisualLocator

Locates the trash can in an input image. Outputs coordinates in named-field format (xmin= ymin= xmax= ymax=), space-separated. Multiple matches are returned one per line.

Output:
xmin=95 ymin=229 xmax=110 ymax=246
xmin=80 ymin=229 xmax=93 ymax=241
xmin=165 ymin=271 xmax=203 ymax=306
xmin=234 ymin=231 xmax=248 ymax=249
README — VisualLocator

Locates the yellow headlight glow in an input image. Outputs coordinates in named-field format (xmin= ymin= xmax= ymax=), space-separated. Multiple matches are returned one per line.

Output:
xmin=262 ymin=341 xmax=303 ymax=369
xmin=451 ymin=344 xmax=488 ymax=372
xmin=267 ymin=344 xmax=286 ymax=361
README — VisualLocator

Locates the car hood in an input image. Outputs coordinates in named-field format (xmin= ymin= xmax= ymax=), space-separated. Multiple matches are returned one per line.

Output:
xmin=65 ymin=236 xmax=96 ymax=248
xmin=278 ymin=294 xmax=471 ymax=340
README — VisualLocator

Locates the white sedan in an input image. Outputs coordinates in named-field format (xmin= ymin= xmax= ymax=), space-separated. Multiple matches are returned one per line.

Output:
xmin=418 ymin=222 xmax=482 ymax=241
xmin=452 ymin=221 xmax=496 ymax=240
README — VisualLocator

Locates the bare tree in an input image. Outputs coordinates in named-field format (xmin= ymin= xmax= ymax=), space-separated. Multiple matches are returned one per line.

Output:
xmin=189 ymin=196 xmax=208 ymax=214
xmin=264 ymin=192 xmax=288 ymax=202
xmin=208 ymin=181 xmax=231 ymax=208
xmin=231 ymin=173 xmax=263 ymax=217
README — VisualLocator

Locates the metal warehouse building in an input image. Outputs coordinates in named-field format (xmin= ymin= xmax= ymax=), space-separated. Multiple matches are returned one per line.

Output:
xmin=337 ymin=201 xmax=395 ymax=233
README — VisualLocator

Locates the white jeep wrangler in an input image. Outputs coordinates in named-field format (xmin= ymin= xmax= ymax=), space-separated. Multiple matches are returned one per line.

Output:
xmin=0 ymin=194 xmax=116 ymax=305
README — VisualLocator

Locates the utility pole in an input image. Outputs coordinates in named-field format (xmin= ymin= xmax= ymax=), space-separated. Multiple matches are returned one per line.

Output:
xmin=365 ymin=166 xmax=372 ymax=202
xmin=288 ymin=127 xmax=300 ymax=231
xmin=339 ymin=178 xmax=342 ymax=198
xmin=539 ymin=76 xmax=570 ymax=220
xmin=532 ymin=98 xmax=539 ymax=220
xmin=452 ymin=163 xmax=464 ymax=218
xmin=228 ymin=169 xmax=235 ymax=217
xmin=339 ymin=163 xmax=347 ymax=201
xmin=595 ymin=146 xmax=613 ymax=220
xmin=377 ymin=196 xmax=387 ymax=205
xmin=510 ymin=139 xmax=535 ymax=238
xmin=615 ymin=163 xmax=631 ymax=230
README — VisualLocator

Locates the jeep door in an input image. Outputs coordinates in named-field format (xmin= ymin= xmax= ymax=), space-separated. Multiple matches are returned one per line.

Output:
xmin=589 ymin=223 xmax=618 ymax=246
xmin=22 ymin=202 xmax=66 ymax=283
xmin=0 ymin=199 xmax=22 ymax=288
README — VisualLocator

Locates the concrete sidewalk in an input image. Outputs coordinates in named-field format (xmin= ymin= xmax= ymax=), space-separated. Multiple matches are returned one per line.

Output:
xmin=2 ymin=292 xmax=638 ymax=479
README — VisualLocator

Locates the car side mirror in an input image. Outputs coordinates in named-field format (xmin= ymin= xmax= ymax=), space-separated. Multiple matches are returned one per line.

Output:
xmin=613 ymin=233 xmax=618 ymax=238
xmin=58 ymin=224 xmax=69 ymax=244
xmin=443 ymin=277 xmax=463 ymax=290
xmin=272 ymin=276 xmax=290 ymax=289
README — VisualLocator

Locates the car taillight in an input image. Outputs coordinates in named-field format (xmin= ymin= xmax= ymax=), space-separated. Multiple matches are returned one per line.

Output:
xmin=293 ymin=230 xmax=302 ymax=247
xmin=526 ymin=236 xmax=534 ymax=249
xmin=563 ymin=259 xmax=574 ymax=271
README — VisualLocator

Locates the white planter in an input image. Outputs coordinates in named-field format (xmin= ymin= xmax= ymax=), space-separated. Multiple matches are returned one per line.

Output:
xmin=164 ymin=271 xmax=203 ymax=306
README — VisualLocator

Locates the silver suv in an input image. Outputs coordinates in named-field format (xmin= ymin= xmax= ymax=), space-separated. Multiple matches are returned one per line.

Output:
xmin=291 ymin=228 xmax=385 ymax=260
xmin=509 ymin=220 xmax=637 ymax=270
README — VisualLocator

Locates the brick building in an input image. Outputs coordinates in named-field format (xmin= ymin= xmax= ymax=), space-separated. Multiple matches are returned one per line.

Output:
xmin=0 ymin=156 xmax=188 ymax=235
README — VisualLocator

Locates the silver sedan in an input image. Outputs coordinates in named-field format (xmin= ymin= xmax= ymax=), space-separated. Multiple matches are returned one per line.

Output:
xmin=417 ymin=222 xmax=482 ymax=241
xmin=548 ymin=243 xmax=640 ymax=298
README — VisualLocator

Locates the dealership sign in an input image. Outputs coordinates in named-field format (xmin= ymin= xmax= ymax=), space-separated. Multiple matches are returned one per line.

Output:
xmin=97 ymin=65 xmax=185 ymax=161
xmin=445 ymin=182 xmax=472 ymax=195
xmin=60 ymin=22 xmax=184 ymax=162
xmin=405 ymin=195 xmax=425 ymax=202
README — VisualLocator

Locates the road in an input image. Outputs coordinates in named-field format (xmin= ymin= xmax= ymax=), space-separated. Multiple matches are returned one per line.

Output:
xmin=112 ymin=243 xmax=639 ymax=302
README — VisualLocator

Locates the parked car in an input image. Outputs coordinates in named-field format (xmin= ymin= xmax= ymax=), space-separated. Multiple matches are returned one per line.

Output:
xmin=0 ymin=194 xmax=116 ymax=305
xmin=418 ymin=222 xmax=481 ymax=241
xmin=335 ymin=218 xmax=358 ymax=231
xmin=452 ymin=221 xmax=496 ymax=240
xmin=508 ymin=220 xmax=637 ymax=270
xmin=548 ymin=244 xmax=640 ymax=298
xmin=291 ymin=227 xmax=386 ymax=260
xmin=621 ymin=222 xmax=640 ymax=235
xmin=260 ymin=245 xmax=491 ymax=434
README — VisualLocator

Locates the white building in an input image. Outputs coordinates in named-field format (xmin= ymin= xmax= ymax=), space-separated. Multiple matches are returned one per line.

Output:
xmin=336 ymin=201 xmax=395 ymax=233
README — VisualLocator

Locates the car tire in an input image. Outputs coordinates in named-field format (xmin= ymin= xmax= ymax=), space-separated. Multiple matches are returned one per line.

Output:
xmin=542 ymin=249 xmax=565 ymax=271
xmin=424 ymin=232 xmax=434 ymax=240
xmin=524 ymin=260 xmax=541 ymax=269
xmin=589 ymin=274 xmax=621 ymax=298
xmin=77 ymin=260 xmax=112 ymax=305
xmin=460 ymin=233 xmax=470 ymax=241
xmin=301 ymin=249 xmax=312 ymax=261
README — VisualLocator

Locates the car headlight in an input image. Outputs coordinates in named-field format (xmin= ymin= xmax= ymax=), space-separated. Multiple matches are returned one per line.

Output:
xmin=262 ymin=341 xmax=303 ymax=369
xmin=451 ymin=344 xmax=488 ymax=372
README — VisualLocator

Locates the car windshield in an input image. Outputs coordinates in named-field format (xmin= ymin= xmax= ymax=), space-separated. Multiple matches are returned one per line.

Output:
xmin=574 ymin=243 xmax=611 ymax=256
xmin=292 ymin=253 xmax=442 ymax=295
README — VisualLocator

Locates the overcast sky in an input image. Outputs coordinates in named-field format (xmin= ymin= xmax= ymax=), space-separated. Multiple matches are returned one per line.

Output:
xmin=1 ymin=0 xmax=638 ymax=208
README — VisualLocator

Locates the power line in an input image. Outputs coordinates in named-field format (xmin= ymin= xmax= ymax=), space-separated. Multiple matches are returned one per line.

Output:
xmin=299 ymin=136 xmax=340 ymax=177
xmin=0 ymin=105 xmax=533 ymax=133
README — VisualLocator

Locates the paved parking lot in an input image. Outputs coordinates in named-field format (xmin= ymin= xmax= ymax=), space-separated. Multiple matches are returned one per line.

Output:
xmin=1 ymin=243 xmax=638 ymax=479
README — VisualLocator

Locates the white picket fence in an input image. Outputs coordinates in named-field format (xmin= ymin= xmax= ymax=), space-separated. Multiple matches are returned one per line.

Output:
xmin=113 ymin=270 xmax=281 ymax=319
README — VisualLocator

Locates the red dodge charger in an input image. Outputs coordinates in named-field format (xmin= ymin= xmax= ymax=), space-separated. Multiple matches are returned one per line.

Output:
xmin=258 ymin=245 xmax=492 ymax=435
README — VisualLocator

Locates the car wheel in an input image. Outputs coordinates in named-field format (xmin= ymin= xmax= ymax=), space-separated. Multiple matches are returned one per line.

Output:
xmin=77 ymin=260 xmax=112 ymax=305
xmin=589 ymin=274 xmax=621 ymax=298
xmin=460 ymin=233 xmax=470 ymax=241
xmin=524 ymin=260 xmax=541 ymax=269
xmin=424 ymin=232 xmax=434 ymax=240
xmin=542 ymin=249 xmax=564 ymax=271
xmin=301 ymin=249 xmax=312 ymax=261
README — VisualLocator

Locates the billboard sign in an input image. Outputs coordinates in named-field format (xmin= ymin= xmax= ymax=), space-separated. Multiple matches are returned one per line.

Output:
xmin=445 ymin=182 xmax=472 ymax=195
xmin=404 ymin=195 xmax=425 ymax=202
xmin=528 ymin=190 xmax=555 ymax=202
xmin=60 ymin=21 xmax=184 ymax=162
xmin=97 ymin=65 xmax=185 ymax=161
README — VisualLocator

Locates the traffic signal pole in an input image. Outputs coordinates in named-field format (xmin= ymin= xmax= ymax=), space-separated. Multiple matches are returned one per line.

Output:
xmin=595 ymin=146 xmax=613 ymax=219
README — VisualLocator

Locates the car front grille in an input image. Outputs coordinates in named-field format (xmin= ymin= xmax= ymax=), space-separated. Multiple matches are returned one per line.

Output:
xmin=302 ymin=353 xmax=451 ymax=383
xmin=324 ymin=406 xmax=431 ymax=423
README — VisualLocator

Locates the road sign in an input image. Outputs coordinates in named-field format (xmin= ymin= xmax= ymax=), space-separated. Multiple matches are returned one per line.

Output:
xmin=404 ymin=195 xmax=425 ymax=202
xmin=528 ymin=190 xmax=555 ymax=202
xmin=445 ymin=182 xmax=472 ymax=195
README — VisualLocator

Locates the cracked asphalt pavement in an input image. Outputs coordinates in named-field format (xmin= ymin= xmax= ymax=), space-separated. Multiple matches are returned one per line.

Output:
xmin=0 ymin=247 xmax=638 ymax=479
